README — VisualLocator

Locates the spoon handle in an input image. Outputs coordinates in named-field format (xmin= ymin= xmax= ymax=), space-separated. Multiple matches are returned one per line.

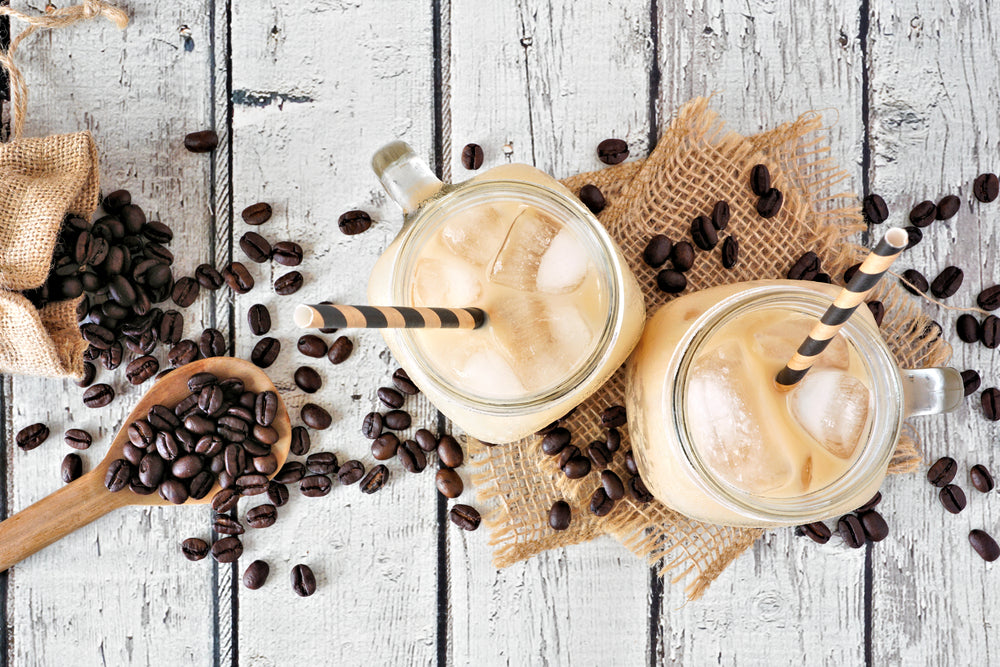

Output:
xmin=0 ymin=468 xmax=132 ymax=572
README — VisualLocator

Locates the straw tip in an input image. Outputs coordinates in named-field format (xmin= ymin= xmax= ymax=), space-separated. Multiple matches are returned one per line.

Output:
xmin=884 ymin=227 xmax=908 ymax=249
xmin=294 ymin=305 xmax=320 ymax=328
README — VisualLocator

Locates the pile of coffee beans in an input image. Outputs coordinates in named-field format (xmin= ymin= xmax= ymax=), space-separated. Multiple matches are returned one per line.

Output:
xmin=798 ymin=492 xmax=887 ymax=549
xmin=924 ymin=457 xmax=998 ymax=561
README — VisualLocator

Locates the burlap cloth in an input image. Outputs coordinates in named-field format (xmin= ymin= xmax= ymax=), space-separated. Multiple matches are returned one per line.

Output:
xmin=470 ymin=97 xmax=951 ymax=600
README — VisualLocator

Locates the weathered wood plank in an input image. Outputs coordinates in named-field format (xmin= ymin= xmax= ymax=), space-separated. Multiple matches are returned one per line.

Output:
xmin=868 ymin=1 xmax=1000 ymax=663
xmin=6 ymin=3 xmax=219 ymax=664
xmin=446 ymin=1 xmax=652 ymax=664
xmin=228 ymin=2 xmax=440 ymax=664
xmin=655 ymin=1 xmax=868 ymax=663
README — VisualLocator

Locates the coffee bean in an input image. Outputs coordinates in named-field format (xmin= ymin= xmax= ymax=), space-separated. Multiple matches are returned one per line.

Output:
xmin=169 ymin=277 xmax=199 ymax=308
xmin=601 ymin=470 xmax=625 ymax=501
xmin=548 ymin=500 xmax=572 ymax=531
xmin=837 ymin=514 xmax=865 ymax=548
xmin=182 ymin=537 xmax=210 ymax=561
xmin=272 ymin=241 xmax=303 ymax=266
xmin=561 ymin=455 xmax=591 ymax=479
xmin=159 ymin=479 xmax=189 ymax=505
xmin=587 ymin=442 xmax=611 ymax=469
xmin=927 ymin=457 xmax=958 ymax=487
xmin=128 ymin=420 xmax=155 ymax=448
xmin=970 ymin=530 xmax=1000 ymax=562
xmin=982 ymin=387 xmax=1000 ymax=421
xmin=294 ymin=366 xmax=322 ymax=394
xmin=711 ymin=201 xmax=730 ymax=231
xmin=77 ymin=362 xmax=96 ymax=388
xmin=787 ymin=252 xmax=820 ymax=281
xmin=246 ymin=504 xmax=277 ymax=529
xmin=589 ymin=487 xmax=614 ymax=517
xmin=236 ymin=473 xmax=269 ymax=496
xmin=961 ymin=369 xmax=981 ymax=396
xmin=240 ymin=231 xmax=272 ymax=263
xmin=265 ymin=481 xmax=288 ymax=507
xmin=199 ymin=328 xmax=227 ymax=358
xmin=750 ymin=164 xmax=771 ymax=196
xmin=157 ymin=310 xmax=183 ymax=345
xmin=123 ymin=442 xmax=146 ymax=467
xmin=597 ymin=138 xmax=628 ymax=165
xmin=188 ymin=472 xmax=213 ymax=500
xmin=381 ymin=411 xmax=409 ymax=432
xmin=371 ymin=433 xmax=400 ymax=460
xmin=243 ymin=560 xmax=270 ymax=590
xmin=167 ymin=339 xmax=200 ymax=367
xmin=628 ymin=474 xmax=653 ymax=503
xmin=171 ymin=454 xmax=203 ymax=479
xmin=605 ymin=428 xmax=621 ymax=453
xmin=184 ymin=130 xmax=218 ymax=153
xmin=903 ymin=225 xmax=922 ymax=250
xmin=414 ymin=428 xmax=437 ymax=452
xmin=756 ymin=188 xmax=784 ymax=218
xmin=437 ymin=435 xmax=464 ymax=468
xmin=63 ymin=428 xmax=92 ymax=451
xmin=957 ymin=314 xmax=981 ymax=343
xmin=301 ymin=403 xmax=332 ymax=430
xmin=105 ymin=459 xmax=133 ymax=492
xmin=290 ymin=426 xmax=311 ymax=456
xmin=979 ymin=285 xmax=1000 ymax=311
xmin=209 ymin=488 xmax=239 ymax=515
xmin=372 ymin=388 xmax=404 ymax=412
xmin=690 ymin=215 xmax=718 ymax=250
xmin=970 ymin=464 xmax=994 ymax=493
xmin=624 ymin=450 xmax=638 ymax=476
xmin=361 ymin=412 xmax=383 ymax=440
xmin=16 ymin=423 xmax=49 ymax=451
xmin=360 ymin=464 xmax=389 ymax=493
xmin=435 ymin=468 xmax=463 ymax=498
xmin=306 ymin=452 xmax=339 ymax=476
xmin=449 ymin=504 xmax=481 ymax=531
xmin=908 ymin=200 xmax=936 ymax=227
xmin=863 ymin=193 xmax=889 ymax=224
xmin=83 ymin=384 xmax=115 ymax=408
xmin=601 ymin=405 xmax=627 ymax=428
xmin=272 ymin=463 xmax=305 ymax=487
xmin=936 ymin=194 xmax=960 ymax=220
xmin=327 ymin=336 xmax=353 ymax=364
xmin=61 ymin=453 xmax=83 ymax=484
xmin=101 ymin=189 xmax=131 ymax=213
xmin=214 ymin=514 xmax=245 ymax=536
xmin=974 ymin=173 xmax=1000 ymax=203
xmin=124 ymin=354 xmax=161 ymax=386
xmin=982 ymin=316 xmax=1000 ymax=349
xmin=291 ymin=563 xmax=316 ymax=596
xmin=939 ymin=484 xmax=967 ymax=514
xmin=223 ymin=262 xmax=255 ymax=294
xmin=578 ymin=184 xmax=606 ymax=214
xmin=211 ymin=536 xmax=243 ymax=563
xmin=900 ymin=269 xmax=928 ymax=295
xmin=859 ymin=510 xmax=889 ymax=542
xmin=391 ymin=368 xmax=419 ymax=395
xmin=251 ymin=337 xmax=281 ymax=368
xmin=541 ymin=428 xmax=571 ymax=456
xmin=274 ymin=271 xmax=303 ymax=296
xmin=242 ymin=202 xmax=272 ymax=225
xmin=81 ymin=323 xmax=115 ymax=350
xmin=799 ymin=522 xmax=832 ymax=544
xmin=245 ymin=304 xmax=272 ymax=336
xmin=655 ymin=269 xmax=686 ymax=294
xmin=670 ymin=241 xmax=695 ymax=272
xmin=338 ymin=460 xmax=365 ymax=485
xmin=642 ymin=235 xmax=672 ymax=268
xmin=398 ymin=440 xmax=427 ymax=473
xmin=721 ymin=235 xmax=739 ymax=269
xmin=461 ymin=143 xmax=485 ymax=170
xmin=193 ymin=263 xmax=224 ymax=290
xmin=338 ymin=210 xmax=372 ymax=235
xmin=928 ymin=266 xmax=964 ymax=299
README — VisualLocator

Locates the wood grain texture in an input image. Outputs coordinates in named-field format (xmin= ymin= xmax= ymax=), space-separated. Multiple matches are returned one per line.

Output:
xmin=868 ymin=1 xmax=1000 ymax=663
xmin=4 ymin=2 xmax=220 ymax=665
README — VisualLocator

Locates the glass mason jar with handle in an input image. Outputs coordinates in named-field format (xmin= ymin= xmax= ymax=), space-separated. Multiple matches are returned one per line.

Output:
xmin=368 ymin=141 xmax=646 ymax=443
xmin=625 ymin=280 xmax=964 ymax=527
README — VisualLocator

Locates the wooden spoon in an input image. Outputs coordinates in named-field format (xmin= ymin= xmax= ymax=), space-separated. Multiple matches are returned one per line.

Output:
xmin=0 ymin=357 xmax=291 ymax=572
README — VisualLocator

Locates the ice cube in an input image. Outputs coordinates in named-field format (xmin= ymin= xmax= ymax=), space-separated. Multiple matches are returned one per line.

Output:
xmin=411 ymin=257 xmax=482 ymax=307
xmin=457 ymin=347 xmax=525 ymax=399
xmin=788 ymin=370 xmax=871 ymax=459
xmin=440 ymin=205 xmax=508 ymax=266
xmin=686 ymin=342 xmax=793 ymax=494
xmin=488 ymin=207 xmax=562 ymax=291
xmin=535 ymin=228 xmax=589 ymax=294
xmin=752 ymin=318 xmax=849 ymax=370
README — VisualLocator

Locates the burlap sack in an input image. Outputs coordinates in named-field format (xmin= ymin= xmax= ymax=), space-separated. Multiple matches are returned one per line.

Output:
xmin=471 ymin=97 xmax=951 ymax=600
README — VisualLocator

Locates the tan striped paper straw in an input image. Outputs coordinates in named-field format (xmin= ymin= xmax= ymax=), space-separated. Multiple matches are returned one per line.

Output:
xmin=775 ymin=227 xmax=909 ymax=389
xmin=294 ymin=304 xmax=487 ymax=330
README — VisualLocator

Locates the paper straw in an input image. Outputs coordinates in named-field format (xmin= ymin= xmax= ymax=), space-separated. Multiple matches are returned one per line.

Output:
xmin=294 ymin=304 xmax=486 ymax=330
xmin=775 ymin=227 xmax=909 ymax=389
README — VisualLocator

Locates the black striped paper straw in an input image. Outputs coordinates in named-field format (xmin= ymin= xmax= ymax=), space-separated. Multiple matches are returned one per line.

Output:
xmin=294 ymin=304 xmax=487 ymax=330
xmin=775 ymin=227 xmax=909 ymax=390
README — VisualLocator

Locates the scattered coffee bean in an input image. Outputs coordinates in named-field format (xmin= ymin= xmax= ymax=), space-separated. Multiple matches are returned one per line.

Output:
xmin=671 ymin=241 xmax=695 ymax=272
xmin=371 ymin=433 xmax=400 ymax=460
xmin=83 ymin=384 xmax=115 ymax=408
xmin=184 ymin=130 xmax=218 ymax=153
xmin=787 ymin=252 xmax=820 ymax=281
xmin=961 ymin=369 xmax=981 ymax=396
xmin=909 ymin=200 xmax=936 ymax=227
xmin=799 ymin=522 xmax=832 ymax=544
xmin=982 ymin=387 xmax=1000 ymax=421
xmin=970 ymin=464 xmax=994 ymax=493
xmin=859 ymin=511 xmax=889 ymax=542
xmin=362 ymin=412 xmax=383 ymax=440
xmin=243 ymin=560 xmax=270 ymax=589
xmin=957 ymin=314 xmax=982 ymax=343
xmin=970 ymin=530 xmax=1000 ymax=562
xmin=930 ymin=266 xmax=963 ymax=299
xmin=274 ymin=271 xmax=304 ymax=296
xmin=64 ymin=428 xmax=92 ymax=450
xmin=391 ymin=368 xmax=419 ymax=395
xmin=437 ymin=435 xmax=464 ymax=468
xmin=251 ymin=337 xmax=281 ymax=368
xmin=167 ymin=340 xmax=199 ymax=367
xmin=749 ymin=164 xmax=771 ymax=196
xmin=601 ymin=470 xmax=625 ymax=501
xmin=327 ymin=336 xmax=353 ymax=364
xmin=194 ymin=263 xmax=224 ymax=290
xmin=61 ymin=453 xmax=83 ymax=483
xmin=756 ymin=188 xmax=784 ymax=218
xmin=338 ymin=460 xmax=365 ymax=485
xmin=338 ymin=210 xmax=372 ymax=235
xmin=939 ymin=484 xmax=967 ymax=514
xmin=242 ymin=202 xmax=272 ymax=225
xmin=900 ymin=269 xmax=928 ymax=295
xmin=182 ymin=537 xmax=210 ymax=561
xmin=271 ymin=241 xmax=303 ymax=267
xmin=642 ymin=234 xmax=672 ymax=268
xmin=77 ymin=362 xmax=97 ymax=388
xmin=904 ymin=226 xmax=922 ymax=250
xmin=450 ymin=504 xmax=481 ymax=531
xmin=690 ymin=215 xmax=718 ymax=250
xmin=579 ymin=184 xmax=606 ymax=214
xmin=414 ymin=428 xmax=438 ymax=452
xmin=212 ymin=488 xmax=241 ymax=513
xmin=267 ymin=481 xmax=290 ymax=507
xmin=981 ymin=316 xmax=1000 ymax=349
xmin=240 ymin=232 xmax=272 ymax=263
xmin=461 ymin=143 xmax=485 ymax=170
xmin=863 ymin=194 xmax=889 ymax=224
xmin=655 ymin=269 xmax=686 ymax=294
xmin=360 ymin=464 xmax=389 ymax=494
xmin=587 ymin=442 xmax=611 ymax=468
xmin=171 ymin=277 xmax=200 ymax=308
xmin=605 ymin=428 xmax=621 ymax=453
xmin=306 ymin=452 xmax=339 ymax=476
xmin=199 ymin=328 xmax=227 ymax=358
xmin=589 ymin=487 xmax=614 ymax=517
xmin=562 ymin=455 xmax=591 ymax=479
xmin=436 ymin=469 xmax=464 ymax=498
xmin=936 ymin=195 xmax=960 ymax=220
xmin=558 ymin=446 xmax=580 ymax=470
xmin=211 ymin=536 xmax=244 ymax=563
xmin=300 ymin=403 xmax=331 ymax=430
xmin=974 ymin=173 xmax=1000 ymax=203
xmin=377 ymin=386 xmax=404 ymax=409
xmin=711 ymin=201 xmax=730 ymax=231
xmin=928 ymin=457 xmax=958 ymax=487
xmin=247 ymin=504 xmax=278 ymax=529
xmin=721 ymin=235 xmax=739 ymax=269
xmin=624 ymin=450 xmax=638 ymax=476
xmin=838 ymin=514 xmax=865 ymax=548
xmin=855 ymin=492 xmax=882 ymax=513
xmin=294 ymin=367 xmax=323 ymax=393
xmin=628 ymin=474 xmax=653 ymax=503
xmin=290 ymin=426 xmax=311 ymax=456
xmin=291 ymin=563 xmax=317 ymax=596
xmin=213 ymin=514 xmax=245 ymax=536
xmin=866 ymin=301 xmax=885 ymax=327
xmin=236 ymin=474 xmax=269 ymax=496
xmin=16 ymin=423 xmax=49 ymax=451
xmin=105 ymin=459 xmax=132 ymax=492
xmin=295 ymin=335 xmax=326 ymax=359
xmin=384 ymin=410 xmax=411 ymax=430
xmin=597 ymin=138 xmax=628 ymax=165
xmin=601 ymin=405 xmax=627 ymax=428
xmin=541 ymin=428 xmax=571 ymax=456
xmin=223 ymin=262 xmax=255 ymax=294
xmin=246 ymin=304 xmax=272 ymax=336
xmin=549 ymin=500 xmax=572 ymax=531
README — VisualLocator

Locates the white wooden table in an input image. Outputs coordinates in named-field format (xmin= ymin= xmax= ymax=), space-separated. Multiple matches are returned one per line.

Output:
xmin=2 ymin=1 xmax=998 ymax=664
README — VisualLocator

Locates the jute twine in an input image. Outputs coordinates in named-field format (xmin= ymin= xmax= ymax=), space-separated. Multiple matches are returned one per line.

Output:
xmin=0 ymin=1 xmax=127 ymax=378
xmin=470 ymin=98 xmax=952 ymax=600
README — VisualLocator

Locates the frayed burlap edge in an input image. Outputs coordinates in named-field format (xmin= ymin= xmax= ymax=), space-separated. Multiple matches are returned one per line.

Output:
xmin=471 ymin=97 xmax=951 ymax=601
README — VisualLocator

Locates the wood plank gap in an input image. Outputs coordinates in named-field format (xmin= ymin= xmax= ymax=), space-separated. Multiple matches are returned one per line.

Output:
xmin=647 ymin=564 xmax=663 ymax=667
xmin=1 ymin=378 xmax=9 ymax=667
xmin=859 ymin=0 xmax=872 ymax=244
xmin=435 ymin=413 xmax=450 ymax=667
xmin=864 ymin=541 xmax=873 ymax=667
xmin=647 ymin=0 xmax=660 ymax=153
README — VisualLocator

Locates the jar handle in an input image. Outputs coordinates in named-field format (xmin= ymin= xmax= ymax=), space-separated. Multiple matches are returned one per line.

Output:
xmin=901 ymin=367 xmax=965 ymax=417
xmin=371 ymin=141 xmax=443 ymax=214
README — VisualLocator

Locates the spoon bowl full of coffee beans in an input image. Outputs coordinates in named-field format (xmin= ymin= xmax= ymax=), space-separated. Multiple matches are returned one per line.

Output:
xmin=0 ymin=357 xmax=291 ymax=572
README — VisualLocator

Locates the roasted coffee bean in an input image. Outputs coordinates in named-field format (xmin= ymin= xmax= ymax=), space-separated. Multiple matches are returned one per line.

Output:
xmin=301 ymin=403 xmax=332 ymax=430
xmin=240 ymin=232 xmax=272 ymax=263
xmin=184 ymin=130 xmax=218 ymax=153
xmin=107 ymin=275 xmax=137 ymax=308
xmin=909 ymin=200 xmax=936 ymax=227
xmin=102 ymin=189 xmax=131 ymax=213
xmin=838 ymin=514 xmax=865 ymax=548
xmin=290 ymin=563 xmax=316 ymax=596
xmin=373 ymin=388 xmax=403 ymax=411
xmin=251 ymin=337 xmax=281 ymax=368
xmin=970 ymin=464 xmax=995 ymax=493
xmin=720 ymin=235 xmax=739 ymax=269
xmin=194 ymin=263 xmax=224 ymax=290
xmin=333 ymin=460 xmax=363 ymax=486
xmin=185 ymin=373 xmax=217 ymax=395
xmin=222 ymin=261 xmax=255 ymax=294
xmin=655 ymin=269 xmax=686 ymax=294
xmin=853 ymin=492 xmax=882 ymax=513
xmin=299 ymin=474 xmax=331 ymax=498
xmin=936 ymin=194 xmax=960 ymax=220
xmin=83 ymin=383 xmax=115 ymax=408
xmin=61 ymin=453 xmax=83 ymax=483
xmin=974 ymin=173 xmax=1000 ymax=203
xmin=450 ymin=504 xmax=481 ymax=531
xmin=252 ymin=391 xmax=277 ymax=428
xmin=670 ymin=241 xmax=695 ymax=272
xmin=982 ymin=316 xmax=1000 ymax=349
xmin=62 ymin=428 xmax=92 ymax=451
xmin=319 ymin=338 xmax=351 ymax=368
xmin=211 ymin=536 xmax=243 ymax=563
xmin=105 ymin=459 xmax=132 ymax=492
xmin=77 ymin=361 xmax=96 ymax=388
xmin=128 ymin=420 xmax=155 ymax=448
xmin=270 ymin=241 xmax=303 ymax=267
xmin=274 ymin=461 xmax=306 ymax=485
xmin=182 ymin=537 xmax=210 ymax=561
xmin=549 ymin=500 xmax=571 ymax=531
xmin=199 ymin=328 xmax=227 ymax=358
xmin=306 ymin=452 xmax=339 ymax=476
xmin=799 ymin=521 xmax=832 ymax=544
xmin=601 ymin=405 xmax=627 ymax=428
xmin=171 ymin=277 xmax=200 ymax=308
xmin=361 ymin=412 xmax=383 ymax=440
xmin=371 ymin=433 xmax=400 ymax=460
xmin=219 ymin=415 xmax=250 ymax=442
xmin=589 ymin=487 xmax=614 ymax=517
xmin=982 ymin=387 xmax=1000 ymax=421
xmin=240 ymin=201 xmax=272 ymax=226
xmin=294 ymin=363 xmax=322 ymax=394
xmin=624 ymin=450 xmax=638 ymax=476
xmin=266 ymin=481 xmax=289 ymax=507
xmin=274 ymin=271 xmax=303 ymax=295
xmin=979 ymin=285 xmax=1000 ymax=311
xmin=197 ymin=385 xmax=225 ymax=418
xmin=212 ymin=487 xmax=241 ymax=514
xmin=859 ymin=510 xmax=889 ymax=542
xmin=750 ymin=164 xmax=771 ymax=196
xmin=597 ymin=138 xmax=628 ymax=165
xmin=237 ymin=474 xmax=269 ymax=496
xmin=962 ymin=369 xmax=981 ymax=396
xmin=903 ymin=225 xmax=922 ymax=250
xmin=587 ymin=442 xmax=611 ymax=469
xmin=957 ymin=314 xmax=982 ymax=344
xmin=409 ymin=428 xmax=435 ymax=453
xmin=928 ymin=457 xmax=958 ymax=487
xmin=338 ymin=210 xmax=372 ymax=235
xmin=185 ymin=414 xmax=217 ymax=437
xmin=387 ymin=368 xmax=417 ymax=396
xmin=123 ymin=442 xmax=146 ymax=466
xmin=290 ymin=426 xmax=311 ymax=456
xmin=297 ymin=334 xmax=327 ymax=358
xmin=628 ymin=475 xmax=653 ymax=503
xmin=541 ymin=428 xmax=571 ymax=456
xmin=155 ymin=432 xmax=181 ymax=461
xmin=562 ymin=455 xmax=591 ymax=479
xmin=214 ymin=514 xmax=245 ymax=536
xmin=970 ymin=530 xmax=1000 ymax=562
xmin=939 ymin=484 xmax=967 ymax=514
xmin=435 ymin=468 xmax=464 ymax=498
xmin=900 ymin=269 xmax=928 ymax=295
xmin=787 ymin=252 xmax=820 ymax=281
xmin=189 ymin=472 xmax=214 ymax=500
xmin=149 ymin=403 xmax=181 ymax=430
xmin=601 ymin=470 xmax=625 ymax=501
xmin=605 ymin=428 xmax=621 ymax=454
xmin=461 ymin=142 xmax=485 ymax=170
xmin=380 ymin=410 xmax=409 ymax=432
xmin=432 ymin=436 xmax=461 ymax=470
xmin=81 ymin=323 xmax=115 ymax=350
xmin=16 ymin=423 xmax=49 ymax=451
xmin=246 ymin=504 xmax=277 ymax=530
xmin=863 ymin=193 xmax=889 ymax=224
xmin=929 ymin=266 xmax=963 ymax=299
xmin=578 ymin=184 xmax=606 ymax=214
xmin=158 ymin=309 xmax=183 ymax=345
xmin=242 ymin=559 xmax=270 ymax=590
xmin=642 ymin=234 xmax=672 ymax=268
xmin=756 ymin=188 xmax=784 ymax=218
xmin=360 ymin=464 xmax=389 ymax=494
xmin=248 ymin=304 xmax=272 ymax=335
xmin=124 ymin=355 xmax=159 ymax=385
xmin=690 ymin=215 xmax=718 ymax=250
xmin=710 ymin=200 xmax=731 ymax=231
xmin=398 ymin=441 xmax=427 ymax=473
xmin=558 ymin=447 xmax=579 ymax=471
xmin=168 ymin=339 xmax=200 ymax=367
xmin=172 ymin=455 xmax=203 ymax=479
